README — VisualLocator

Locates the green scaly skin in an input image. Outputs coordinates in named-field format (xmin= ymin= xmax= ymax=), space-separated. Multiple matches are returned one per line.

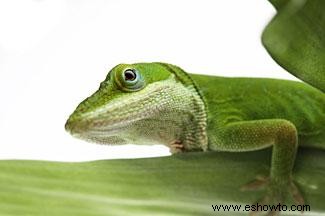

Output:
xmin=66 ymin=62 xmax=325 ymax=215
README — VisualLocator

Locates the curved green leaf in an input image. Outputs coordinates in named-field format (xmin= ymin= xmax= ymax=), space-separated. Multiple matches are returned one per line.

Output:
xmin=0 ymin=149 xmax=324 ymax=215
xmin=263 ymin=0 xmax=325 ymax=92
xmin=268 ymin=0 xmax=290 ymax=10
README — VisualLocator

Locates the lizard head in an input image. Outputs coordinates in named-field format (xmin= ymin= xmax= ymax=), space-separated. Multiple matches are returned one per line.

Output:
xmin=65 ymin=62 xmax=207 ymax=150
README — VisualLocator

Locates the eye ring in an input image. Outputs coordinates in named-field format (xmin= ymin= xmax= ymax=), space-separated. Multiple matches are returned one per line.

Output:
xmin=115 ymin=68 xmax=145 ymax=92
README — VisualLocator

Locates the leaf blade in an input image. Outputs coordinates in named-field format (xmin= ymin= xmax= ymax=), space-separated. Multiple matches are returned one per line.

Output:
xmin=0 ymin=149 xmax=324 ymax=215
xmin=263 ymin=0 xmax=325 ymax=92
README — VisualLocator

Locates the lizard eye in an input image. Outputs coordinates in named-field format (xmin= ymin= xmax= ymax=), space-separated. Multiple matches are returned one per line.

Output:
xmin=123 ymin=69 xmax=137 ymax=82
xmin=115 ymin=68 xmax=145 ymax=92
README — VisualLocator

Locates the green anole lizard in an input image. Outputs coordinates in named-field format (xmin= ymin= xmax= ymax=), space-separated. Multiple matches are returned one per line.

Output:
xmin=65 ymin=62 xmax=324 ymax=214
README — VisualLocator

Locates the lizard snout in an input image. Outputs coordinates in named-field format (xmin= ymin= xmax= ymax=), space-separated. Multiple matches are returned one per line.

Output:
xmin=65 ymin=115 xmax=89 ymax=135
xmin=65 ymin=117 xmax=78 ymax=135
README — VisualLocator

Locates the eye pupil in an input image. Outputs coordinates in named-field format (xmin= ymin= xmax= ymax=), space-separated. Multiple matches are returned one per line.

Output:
xmin=124 ymin=69 xmax=136 ymax=81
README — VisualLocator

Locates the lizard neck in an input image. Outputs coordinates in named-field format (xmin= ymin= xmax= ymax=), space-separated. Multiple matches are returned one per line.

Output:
xmin=176 ymin=84 xmax=208 ymax=152
xmin=154 ymin=63 xmax=208 ymax=151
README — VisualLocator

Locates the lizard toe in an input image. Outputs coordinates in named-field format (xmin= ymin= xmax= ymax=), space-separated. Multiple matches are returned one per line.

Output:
xmin=241 ymin=175 xmax=270 ymax=191
xmin=290 ymin=181 xmax=304 ymax=206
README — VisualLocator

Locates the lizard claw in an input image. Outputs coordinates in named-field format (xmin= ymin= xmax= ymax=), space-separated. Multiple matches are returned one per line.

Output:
xmin=169 ymin=140 xmax=184 ymax=153
xmin=290 ymin=181 xmax=305 ymax=206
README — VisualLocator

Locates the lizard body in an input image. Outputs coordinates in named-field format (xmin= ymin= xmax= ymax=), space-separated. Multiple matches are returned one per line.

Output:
xmin=66 ymin=62 xmax=325 ymax=213
xmin=191 ymin=74 xmax=325 ymax=151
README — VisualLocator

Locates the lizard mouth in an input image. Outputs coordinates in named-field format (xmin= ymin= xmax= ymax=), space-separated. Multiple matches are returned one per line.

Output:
xmin=65 ymin=116 xmax=132 ymax=145
xmin=65 ymin=112 xmax=135 ymax=141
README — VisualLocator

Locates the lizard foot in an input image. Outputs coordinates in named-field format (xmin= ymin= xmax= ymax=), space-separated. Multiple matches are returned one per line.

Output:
xmin=169 ymin=140 xmax=184 ymax=154
xmin=241 ymin=176 xmax=304 ymax=216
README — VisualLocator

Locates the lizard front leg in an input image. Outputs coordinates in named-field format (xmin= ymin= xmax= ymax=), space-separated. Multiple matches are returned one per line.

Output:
xmin=212 ymin=119 xmax=304 ymax=215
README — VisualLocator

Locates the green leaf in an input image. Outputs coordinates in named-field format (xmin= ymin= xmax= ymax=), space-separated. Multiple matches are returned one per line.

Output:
xmin=263 ymin=0 xmax=325 ymax=92
xmin=268 ymin=0 xmax=290 ymax=10
xmin=0 ymin=149 xmax=324 ymax=215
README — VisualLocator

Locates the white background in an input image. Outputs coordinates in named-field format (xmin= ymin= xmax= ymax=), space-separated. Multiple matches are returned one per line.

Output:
xmin=0 ymin=0 xmax=298 ymax=162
